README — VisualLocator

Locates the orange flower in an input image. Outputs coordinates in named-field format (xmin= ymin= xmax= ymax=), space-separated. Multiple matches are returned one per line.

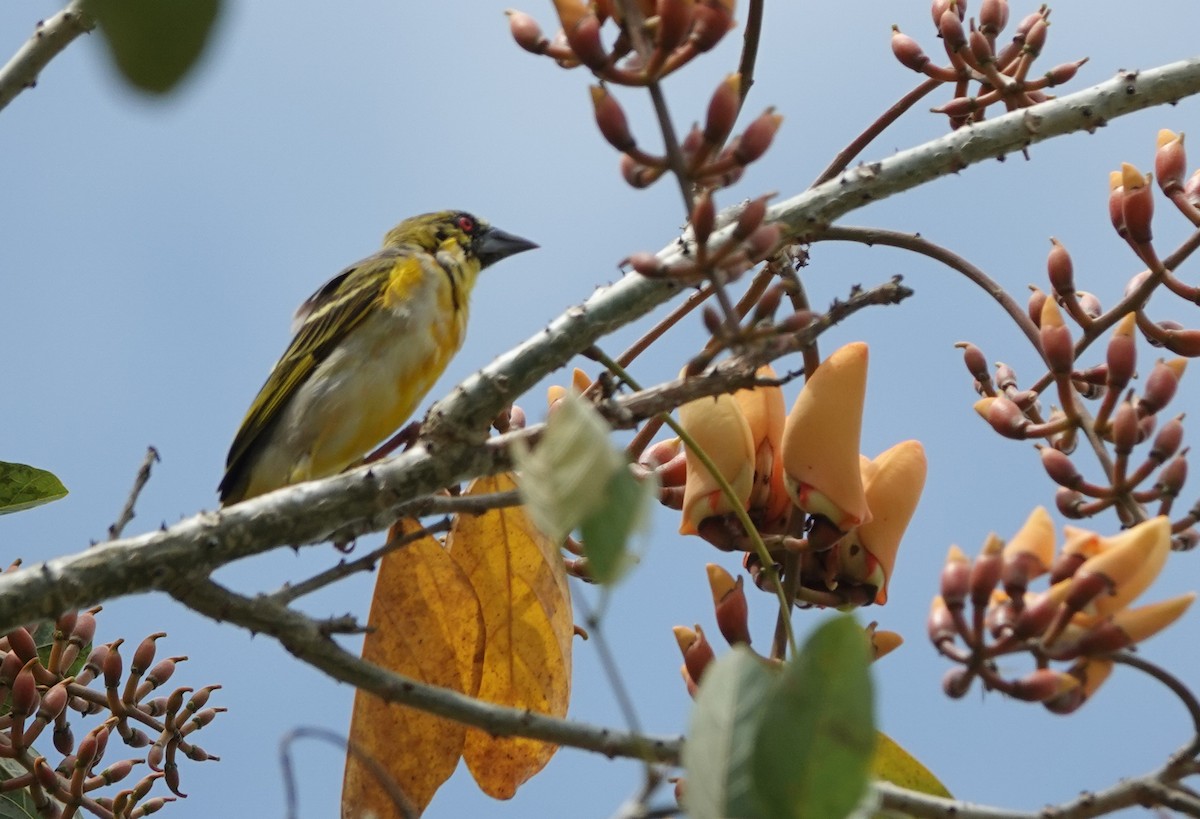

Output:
xmin=835 ymin=440 xmax=927 ymax=604
xmin=733 ymin=366 xmax=790 ymax=529
xmin=780 ymin=342 xmax=871 ymax=531
xmin=678 ymin=393 xmax=755 ymax=535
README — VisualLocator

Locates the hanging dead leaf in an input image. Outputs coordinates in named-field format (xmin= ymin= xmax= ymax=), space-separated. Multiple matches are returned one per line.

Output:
xmin=449 ymin=473 xmax=573 ymax=799
xmin=343 ymin=519 xmax=485 ymax=817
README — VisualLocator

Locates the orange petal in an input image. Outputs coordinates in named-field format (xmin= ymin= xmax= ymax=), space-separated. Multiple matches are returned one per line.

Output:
xmin=1003 ymin=506 xmax=1056 ymax=574
xmin=854 ymin=440 xmax=927 ymax=603
xmin=734 ymin=365 xmax=789 ymax=526
xmin=1085 ymin=516 xmax=1171 ymax=617
xmin=780 ymin=342 xmax=871 ymax=530
xmin=1061 ymin=525 xmax=1102 ymax=559
xmin=678 ymin=393 xmax=756 ymax=534
xmin=1112 ymin=592 xmax=1195 ymax=644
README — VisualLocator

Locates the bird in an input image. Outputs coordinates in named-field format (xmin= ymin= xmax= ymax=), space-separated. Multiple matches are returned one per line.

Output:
xmin=218 ymin=210 xmax=537 ymax=505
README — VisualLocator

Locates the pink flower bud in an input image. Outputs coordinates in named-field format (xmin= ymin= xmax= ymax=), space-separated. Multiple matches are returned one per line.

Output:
xmin=707 ymin=565 xmax=752 ymax=645
xmin=1039 ymin=298 xmax=1073 ymax=374
xmin=1044 ymin=60 xmax=1086 ymax=87
xmin=1027 ymin=287 xmax=1047 ymax=328
xmin=1158 ymin=453 xmax=1188 ymax=498
xmin=931 ymin=0 xmax=966 ymax=27
xmin=891 ymin=27 xmax=930 ymax=73
xmin=1152 ymin=416 xmax=1184 ymax=462
xmin=1141 ymin=358 xmax=1186 ymax=415
xmin=958 ymin=342 xmax=989 ymax=382
xmin=733 ymin=109 xmax=783 ymax=165
xmin=691 ymin=190 xmax=716 ymax=248
xmin=928 ymin=596 xmax=957 ymax=646
xmin=507 ymin=10 xmax=548 ymax=54
xmin=974 ymin=396 xmax=1030 ymax=439
xmin=690 ymin=0 xmax=736 ymax=52
xmin=1120 ymin=162 xmax=1154 ymax=245
xmin=656 ymin=0 xmax=692 ymax=53
xmin=1106 ymin=313 xmax=1137 ymax=392
xmin=1046 ymin=238 xmax=1074 ymax=296
xmin=1111 ymin=400 xmax=1139 ymax=453
xmin=590 ymin=86 xmax=636 ymax=152
xmin=979 ymin=0 xmax=1008 ymax=34
xmin=1011 ymin=592 xmax=1061 ymax=640
xmin=1023 ymin=15 xmax=1047 ymax=56
xmin=704 ymin=74 xmax=741 ymax=147
xmin=968 ymin=27 xmax=993 ymax=66
xmin=1156 ymin=130 xmax=1187 ymax=196
xmin=940 ymin=545 xmax=971 ymax=609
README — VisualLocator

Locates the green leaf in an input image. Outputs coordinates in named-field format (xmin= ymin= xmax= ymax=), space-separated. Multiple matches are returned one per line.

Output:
xmin=0 ymin=462 xmax=67 ymax=515
xmin=87 ymin=0 xmax=222 ymax=94
xmin=683 ymin=646 xmax=777 ymax=819
xmin=872 ymin=732 xmax=951 ymax=799
xmin=578 ymin=464 xmax=654 ymax=584
xmin=512 ymin=393 xmax=625 ymax=545
xmin=752 ymin=614 xmax=876 ymax=819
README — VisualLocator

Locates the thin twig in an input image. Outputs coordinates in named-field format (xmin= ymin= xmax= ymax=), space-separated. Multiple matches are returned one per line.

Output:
xmin=269 ymin=518 xmax=453 ymax=605
xmin=281 ymin=726 xmax=417 ymax=819
xmin=1112 ymin=651 xmax=1200 ymax=765
xmin=735 ymin=0 xmax=764 ymax=103
xmin=106 ymin=446 xmax=160 ymax=541
xmin=576 ymin=591 xmax=659 ymax=791
xmin=811 ymin=79 xmax=942 ymax=187
xmin=814 ymin=224 xmax=1042 ymax=354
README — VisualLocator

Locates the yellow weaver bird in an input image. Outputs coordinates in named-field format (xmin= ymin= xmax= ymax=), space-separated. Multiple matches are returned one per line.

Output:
xmin=218 ymin=210 xmax=537 ymax=505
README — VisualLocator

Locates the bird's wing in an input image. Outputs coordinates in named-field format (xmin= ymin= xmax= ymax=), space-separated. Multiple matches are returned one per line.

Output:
xmin=220 ymin=247 xmax=410 ymax=497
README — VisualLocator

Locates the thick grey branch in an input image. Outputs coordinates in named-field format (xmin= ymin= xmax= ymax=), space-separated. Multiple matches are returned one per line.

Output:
xmin=0 ymin=1 xmax=92 ymax=113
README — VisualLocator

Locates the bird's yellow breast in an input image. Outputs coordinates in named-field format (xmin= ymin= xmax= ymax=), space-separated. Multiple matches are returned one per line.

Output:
xmin=249 ymin=254 xmax=472 ymax=489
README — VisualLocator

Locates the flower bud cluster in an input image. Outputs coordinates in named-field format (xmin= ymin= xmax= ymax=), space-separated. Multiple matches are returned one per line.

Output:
xmin=959 ymin=139 xmax=1200 ymax=541
xmin=646 ymin=343 xmax=927 ymax=610
xmin=508 ymin=0 xmax=735 ymax=83
xmin=890 ymin=2 xmax=1085 ymax=130
xmin=932 ymin=511 xmax=1193 ymax=713
xmin=673 ymin=563 xmax=901 ymax=694
xmin=0 ymin=604 xmax=221 ymax=816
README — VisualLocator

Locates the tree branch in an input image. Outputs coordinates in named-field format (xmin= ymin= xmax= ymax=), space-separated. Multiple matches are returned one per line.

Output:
xmin=0 ymin=1 xmax=93 ymax=113
xmin=169 ymin=575 xmax=683 ymax=764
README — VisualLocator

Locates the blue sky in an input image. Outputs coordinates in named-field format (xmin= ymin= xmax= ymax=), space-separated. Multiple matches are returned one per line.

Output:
xmin=3 ymin=1 xmax=1200 ymax=816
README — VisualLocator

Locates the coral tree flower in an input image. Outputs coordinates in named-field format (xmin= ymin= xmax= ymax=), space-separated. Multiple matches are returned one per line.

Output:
xmin=677 ymin=366 xmax=790 ymax=537
xmin=781 ymin=342 xmax=872 ymax=532
xmin=835 ymin=440 xmax=927 ymax=604
xmin=678 ymin=391 xmax=756 ymax=535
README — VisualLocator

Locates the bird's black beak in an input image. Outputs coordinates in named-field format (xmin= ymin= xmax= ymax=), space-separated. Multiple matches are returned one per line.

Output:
xmin=477 ymin=226 xmax=538 ymax=268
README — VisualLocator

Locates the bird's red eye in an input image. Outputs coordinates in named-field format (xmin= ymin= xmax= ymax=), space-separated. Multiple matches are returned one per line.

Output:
xmin=457 ymin=215 xmax=475 ymax=233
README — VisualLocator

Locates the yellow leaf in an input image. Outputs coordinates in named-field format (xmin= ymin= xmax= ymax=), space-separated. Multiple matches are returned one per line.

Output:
xmin=342 ymin=519 xmax=485 ymax=817
xmin=450 ymin=473 xmax=573 ymax=799
xmin=872 ymin=731 xmax=952 ymax=799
